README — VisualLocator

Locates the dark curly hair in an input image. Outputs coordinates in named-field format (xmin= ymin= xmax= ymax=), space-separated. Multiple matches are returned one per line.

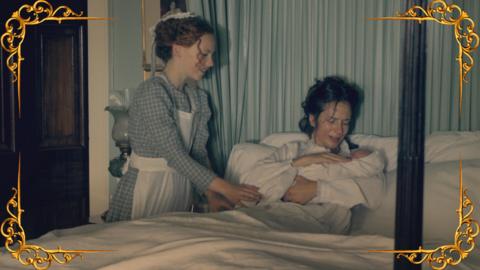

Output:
xmin=299 ymin=76 xmax=361 ymax=137
xmin=154 ymin=16 xmax=214 ymax=62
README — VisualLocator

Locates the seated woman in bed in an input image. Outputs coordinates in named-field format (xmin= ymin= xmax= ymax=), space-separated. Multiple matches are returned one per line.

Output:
xmin=242 ymin=76 xmax=385 ymax=209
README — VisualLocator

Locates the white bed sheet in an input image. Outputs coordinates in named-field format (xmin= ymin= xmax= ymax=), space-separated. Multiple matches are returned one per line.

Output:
xmin=2 ymin=205 xmax=478 ymax=269
xmin=0 ymin=207 xmax=395 ymax=270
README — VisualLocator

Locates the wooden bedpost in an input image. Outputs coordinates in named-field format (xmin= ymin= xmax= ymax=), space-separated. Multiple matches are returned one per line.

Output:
xmin=394 ymin=0 xmax=427 ymax=269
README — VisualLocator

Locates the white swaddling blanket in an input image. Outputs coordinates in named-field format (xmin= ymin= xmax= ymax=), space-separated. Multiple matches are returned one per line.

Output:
xmin=241 ymin=140 xmax=386 ymax=208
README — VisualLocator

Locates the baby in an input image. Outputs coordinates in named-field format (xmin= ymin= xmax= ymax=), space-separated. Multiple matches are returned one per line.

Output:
xmin=296 ymin=141 xmax=383 ymax=183
xmin=240 ymin=140 xmax=385 ymax=206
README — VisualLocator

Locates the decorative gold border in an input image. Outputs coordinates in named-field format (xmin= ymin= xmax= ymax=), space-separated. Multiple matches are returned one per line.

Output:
xmin=369 ymin=1 xmax=479 ymax=270
xmin=370 ymin=161 xmax=479 ymax=270
xmin=1 ymin=1 xmax=110 ymax=269
xmin=2 ymin=0 xmax=478 ymax=269
xmin=1 ymin=155 xmax=106 ymax=270
xmin=370 ymin=0 xmax=479 ymax=114
xmin=0 ymin=0 xmax=107 ymax=117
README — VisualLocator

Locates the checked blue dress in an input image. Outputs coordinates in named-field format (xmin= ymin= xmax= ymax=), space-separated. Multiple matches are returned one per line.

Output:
xmin=105 ymin=74 xmax=216 ymax=222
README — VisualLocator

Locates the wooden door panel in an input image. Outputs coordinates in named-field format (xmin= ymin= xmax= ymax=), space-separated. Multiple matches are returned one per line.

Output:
xmin=20 ymin=22 xmax=89 ymax=239
xmin=22 ymin=150 xmax=88 ymax=236
xmin=38 ymin=25 xmax=86 ymax=149
xmin=1 ymin=0 xmax=89 ymax=240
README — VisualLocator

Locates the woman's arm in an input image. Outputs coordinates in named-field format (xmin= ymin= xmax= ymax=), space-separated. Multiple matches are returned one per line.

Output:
xmin=243 ymin=143 xmax=350 ymax=204
xmin=208 ymin=177 xmax=261 ymax=205
xmin=291 ymin=152 xmax=351 ymax=167
xmin=199 ymin=157 xmax=261 ymax=208
xmin=298 ymin=150 xmax=384 ymax=181
xmin=284 ymin=149 xmax=386 ymax=207
xmin=189 ymin=89 xmax=211 ymax=168
xmin=204 ymin=190 xmax=233 ymax=212
xmin=240 ymin=142 xmax=302 ymax=204
xmin=284 ymin=171 xmax=386 ymax=208
xmin=311 ymin=172 xmax=386 ymax=208
xmin=282 ymin=175 xmax=318 ymax=204
xmin=350 ymin=149 xmax=372 ymax=159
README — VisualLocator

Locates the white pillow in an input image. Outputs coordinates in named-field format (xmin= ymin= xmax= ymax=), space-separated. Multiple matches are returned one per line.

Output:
xmin=350 ymin=158 xmax=480 ymax=243
xmin=260 ymin=132 xmax=308 ymax=147
xmin=224 ymin=143 xmax=277 ymax=184
xmin=225 ymin=132 xmax=307 ymax=185
xmin=350 ymin=131 xmax=480 ymax=171
xmin=425 ymin=131 xmax=480 ymax=163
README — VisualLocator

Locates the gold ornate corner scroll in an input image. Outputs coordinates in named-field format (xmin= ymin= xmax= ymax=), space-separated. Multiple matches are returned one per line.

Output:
xmin=0 ymin=0 xmax=108 ymax=117
xmin=370 ymin=160 xmax=479 ymax=270
xmin=370 ymin=0 xmax=478 ymax=114
xmin=1 ymin=155 xmax=106 ymax=270
xmin=369 ymin=1 xmax=479 ymax=269
xmin=1 ymin=1 xmax=110 ymax=269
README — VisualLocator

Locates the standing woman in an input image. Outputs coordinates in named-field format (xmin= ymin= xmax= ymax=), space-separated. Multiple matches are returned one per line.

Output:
xmin=105 ymin=11 xmax=261 ymax=222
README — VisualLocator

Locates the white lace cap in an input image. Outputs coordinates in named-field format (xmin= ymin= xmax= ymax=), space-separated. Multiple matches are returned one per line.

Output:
xmin=159 ymin=11 xmax=196 ymax=22
xmin=149 ymin=11 xmax=197 ymax=38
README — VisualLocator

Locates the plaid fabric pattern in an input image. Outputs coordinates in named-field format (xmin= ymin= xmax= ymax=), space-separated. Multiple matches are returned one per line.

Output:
xmin=105 ymin=75 xmax=216 ymax=222
xmin=189 ymin=90 xmax=211 ymax=168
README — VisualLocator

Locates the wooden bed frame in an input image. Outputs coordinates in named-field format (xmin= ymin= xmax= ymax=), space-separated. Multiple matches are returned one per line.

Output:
xmin=394 ymin=0 xmax=428 ymax=269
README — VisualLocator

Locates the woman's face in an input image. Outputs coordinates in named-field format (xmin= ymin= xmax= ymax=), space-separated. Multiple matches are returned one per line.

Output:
xmin=309 ymin=101 xmax=352 ymax=150
xmin=178 ymin=33 xmax=215 ymax=81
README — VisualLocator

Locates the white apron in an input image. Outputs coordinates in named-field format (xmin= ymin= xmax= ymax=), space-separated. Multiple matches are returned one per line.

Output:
xmin=130 ymin=90 xmax=197 ymax=219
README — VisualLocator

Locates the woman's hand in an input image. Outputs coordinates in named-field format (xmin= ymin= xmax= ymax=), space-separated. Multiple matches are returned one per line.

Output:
xmin=292 ymin=152 xmax=351 ymax=168
xmin=282 ymin=175 xmax=317 ymax=204
xmin=223 ymin=183 xmax=262 ymax=205
xmin=205 ymin=190 xmax=233 ymax=212
xmin=208 ymin=177 xmax=262 ymax=206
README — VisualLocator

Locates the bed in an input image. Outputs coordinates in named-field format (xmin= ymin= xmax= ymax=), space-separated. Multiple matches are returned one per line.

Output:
xmin=1 ymin=0 xmax=478 ymax=268
xmin=1 ymin=131 xmax=479 ymax=270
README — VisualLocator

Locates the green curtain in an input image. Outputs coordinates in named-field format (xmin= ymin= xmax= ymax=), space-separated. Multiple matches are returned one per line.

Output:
xmin=187 ymin=0 xmax=479 ymax=174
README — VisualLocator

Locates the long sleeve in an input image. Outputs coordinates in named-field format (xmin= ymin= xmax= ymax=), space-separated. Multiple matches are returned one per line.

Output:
xmin=309 ymin=172 xmax=386 ymax=209
xmin=298 ymin=149 xmax=386 ymax=209
xmin=129 ymin=78 xmax=216 ymax=193
xmin=241 ymin=142 xmax=301 ymax=203
xmin=298 ymin=151 xmax=385 ymax=181
xmin=189 ymin=89 xmax=211 ymax=168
